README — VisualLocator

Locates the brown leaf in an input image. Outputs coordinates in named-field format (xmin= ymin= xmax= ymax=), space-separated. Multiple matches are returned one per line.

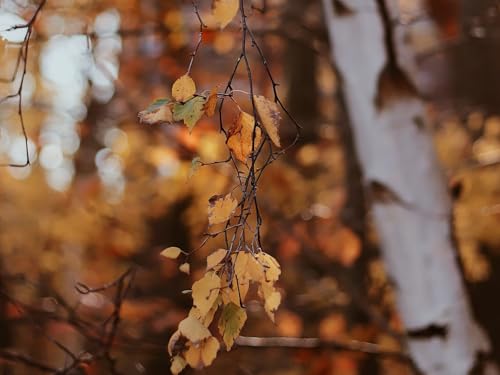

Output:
xmin=227 ymin=111 xmax=262 ymax=162
xmin=254 ymin=95 xmax=281 ymax=147
xmin=204 ymin=88 xmax=218 ymax=117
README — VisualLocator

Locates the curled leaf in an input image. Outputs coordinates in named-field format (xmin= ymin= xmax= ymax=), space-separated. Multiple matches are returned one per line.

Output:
xmin=204 ymin=87 xmax=218 ymax=117
xmin=172 ymin=74 xmax=196 ymax=102
xmin=168 ymin=330 xmax=182 ymax=356
xmin=254 ymin=95 xmax=281 ymax=147
xmin=138 ymin=98 xmax=173 ymax=125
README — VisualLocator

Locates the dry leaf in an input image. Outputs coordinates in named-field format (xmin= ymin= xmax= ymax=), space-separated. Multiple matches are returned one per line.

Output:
xmin=161 ymin=246 xmax=182 ymax=259
xmin=185 ymin=336 xmax=220 ymax=368
xmin=218 ymin=302 xmax=247 ymax=350
xmin=212 ymin=0 xmax=239 ymax=29
xmin=208 ymin=193 xmax=238 ymax=225
xmin=192 ymin=272 xmax=221 ymax=316
xmin=227 ymin=111 xmax=262 ymax=162
xmin=189 ymin=296 xmax=220 ymax=327
xmin=246 ymin=254 xmax=265 ymax=281
xmin=178 ymin=316 xmax=211 ymax=343
xmin=172 ymin=74 xmax=196 ymax=102
xmin=220 ymin=272 xmax=249 ymax=306
xmin=204 ymin=88 xmax=218 ymax=117
xmin=254 ymin=95 xmax=281 ymax=147
xmin=171 ymin=355 xmax=187 ymax=374
xmin=207 ymin=248 xmax=227 ymax=270
xmin=138 ymin=98 xmax=173 ymax=125
xmin=179 ymin=262 xmax=190 ymax=274
xmin=256 ymin=252 xmax=281 ymax=282
xmin=264 ymin=290 xmax=281 ymax=322
xmin=233 ymin=252 xmax=249 ymax=278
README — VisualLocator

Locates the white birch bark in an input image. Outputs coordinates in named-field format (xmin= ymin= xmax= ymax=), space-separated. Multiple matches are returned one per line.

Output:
xmin=321 ymin=1 xmax=495 ymax=374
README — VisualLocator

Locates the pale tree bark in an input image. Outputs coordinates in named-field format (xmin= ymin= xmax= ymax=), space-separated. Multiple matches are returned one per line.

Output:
xmin=321 ymin=1 xmax=496 ymax=374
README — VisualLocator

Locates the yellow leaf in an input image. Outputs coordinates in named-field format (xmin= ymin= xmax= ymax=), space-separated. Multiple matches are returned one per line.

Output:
xmin=179 ymin=262 xmax=190 ymax=274
xmin=264 ymin=290 xmax=281 ymax=322
xmin=218 ymin=302 xmax=247 ymax=350
xmin=212 ymin=0 xmax=239 ymax=29
xmin=185 ymin=336 xmax=220 ymax=369
xmin=246 ymin=254 xmax=265 ymax=282
xmin=204 ymin=87 xmax=218 ymax=117
xmin=220 ymin=272 xmax=249 ymax=306
xmin=256 ymin=252 xmax=281 ymax=282
xmin=192 ymin=272 xmax=221 ymax=316
xmin=201 ymin=336 xmax=220 ymax=366
xmin=232 ymin=252 xmax=249 ymax=279
xmin=172 ymin=74 xmax=196 ymax=102
xmin=208 ymin=194 xmax=238 ymax=225
xmin=189 ymin=296 xmax=220 ymax=327
xmin=254 ymin=95 xmax=281 ymax=147
xmin=185 ymin=344 xmax=202 ymax=369
xmin=161 ymin=246 xmax=182 ymax=259
xmin=170 ymin=356 xmax=187 ymax=374
xmin=207 ymin=248 xmax=227 ymax=270
xmin=178 ymin=316 xmax=211 ymax=343
xmin=227 ymin=111 xmax=262 ymax=162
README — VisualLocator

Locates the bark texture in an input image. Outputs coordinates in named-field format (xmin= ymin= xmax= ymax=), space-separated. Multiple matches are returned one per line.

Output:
xmin=321 ymin=1 xmax=495 ymax=374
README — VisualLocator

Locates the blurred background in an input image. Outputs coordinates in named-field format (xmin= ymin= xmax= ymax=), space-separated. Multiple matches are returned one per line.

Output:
xmin=0 ymin=0 xmax=500 ymax=374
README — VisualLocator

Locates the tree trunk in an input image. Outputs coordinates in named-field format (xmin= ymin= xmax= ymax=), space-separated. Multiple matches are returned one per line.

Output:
xmin=321 ymin=1 xmax=495 ymax=374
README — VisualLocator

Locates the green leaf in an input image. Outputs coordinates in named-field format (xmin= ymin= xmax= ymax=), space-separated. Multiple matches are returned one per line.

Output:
xmin=147 ymin=98 xmax=171 ymax=111
xmin=173 ymin=96 xmax=206 ymax=131
xmin=218 ymin=302 xmax=247 ymax=351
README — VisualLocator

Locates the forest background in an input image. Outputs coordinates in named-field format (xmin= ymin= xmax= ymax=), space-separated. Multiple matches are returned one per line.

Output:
xmin=0 ymin=0 xmax=500 ymax=374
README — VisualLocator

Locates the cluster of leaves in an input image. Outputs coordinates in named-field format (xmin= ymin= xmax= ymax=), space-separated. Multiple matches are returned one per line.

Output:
xmin=138 ymin=1 xmax=288 ymax=373
xmin=163 ymin=241 xmax=281 ymax=373
xmin=138 ymin=75 xmax=218 ymax=131
xmin=139 ymin=74 xmax=281 ymax=162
